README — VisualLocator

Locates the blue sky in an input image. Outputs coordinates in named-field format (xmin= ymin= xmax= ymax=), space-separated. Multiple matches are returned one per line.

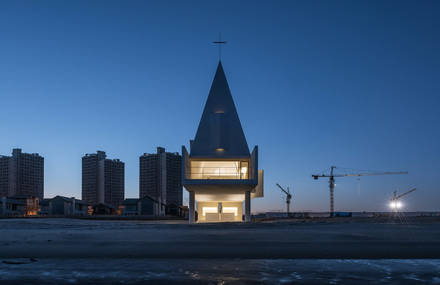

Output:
xmin=0 ymin=0 xmax=439 ymax=212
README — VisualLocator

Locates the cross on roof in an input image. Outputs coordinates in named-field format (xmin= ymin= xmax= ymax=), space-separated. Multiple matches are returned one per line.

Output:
xmin=213 ymin=33 xmax=227 ymax=61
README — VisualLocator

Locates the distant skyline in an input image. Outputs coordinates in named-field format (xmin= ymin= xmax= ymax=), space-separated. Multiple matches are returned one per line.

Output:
xmin=1 ymin=0 xmax=439 ymax=212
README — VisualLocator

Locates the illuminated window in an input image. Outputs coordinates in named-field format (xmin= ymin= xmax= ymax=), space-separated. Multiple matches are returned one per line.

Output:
xmin=222 ymin=207 xmax=238 ymax=216
xmin=190 ymin=161 xmax=249 ymax=179
xmin=202 ymin=207 xmax=218 ymax=216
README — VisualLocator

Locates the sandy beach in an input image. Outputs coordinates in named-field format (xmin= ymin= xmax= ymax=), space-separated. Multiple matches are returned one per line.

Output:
xmin=1 ymin=217 xmax=439 ymax=259
xmin=1 ymin=218 xmax=440 ymax=284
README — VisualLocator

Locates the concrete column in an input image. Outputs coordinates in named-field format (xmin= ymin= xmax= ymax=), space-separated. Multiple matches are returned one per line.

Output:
xmin=188 ymin=191 xmax=195 ymax=224
xmin=245 ymin=191 xmax=251 ymax=222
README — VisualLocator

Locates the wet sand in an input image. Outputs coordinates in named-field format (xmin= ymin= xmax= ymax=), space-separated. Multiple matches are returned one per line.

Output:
xmin=1 ymin=217 xmax=439 ymax=259
xmin=1 ymin=258 xmax=440 ymax=284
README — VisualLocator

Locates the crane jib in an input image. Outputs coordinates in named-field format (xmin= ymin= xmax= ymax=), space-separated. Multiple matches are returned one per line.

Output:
xmin=311 ymin=167 xmax=408 ymax=217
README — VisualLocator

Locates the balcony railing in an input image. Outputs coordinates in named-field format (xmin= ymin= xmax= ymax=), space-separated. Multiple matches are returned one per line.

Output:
xmin=186 ymin=167 xmax=249 ymax=180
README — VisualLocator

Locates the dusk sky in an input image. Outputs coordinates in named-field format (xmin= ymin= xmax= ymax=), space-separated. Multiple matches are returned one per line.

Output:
xmin=1 ymin=0 xmax=439 ymax=212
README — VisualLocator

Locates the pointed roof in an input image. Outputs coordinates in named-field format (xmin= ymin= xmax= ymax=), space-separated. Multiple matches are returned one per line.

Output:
xmin=190 ymin=61 xmax=250 ymax=158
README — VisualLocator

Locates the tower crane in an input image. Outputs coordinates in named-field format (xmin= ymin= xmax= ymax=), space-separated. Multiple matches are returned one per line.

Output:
xmin=390 ymin=187 xmax=416 ymax=212
xmin=276 ymin=183 xmax=292 ymax=217
xmin=312 ymin=166 xmax=408 ymax=217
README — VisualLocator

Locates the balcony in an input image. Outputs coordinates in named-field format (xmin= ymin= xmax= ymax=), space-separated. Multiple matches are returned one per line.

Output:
xmin=182 ymin=145 xmax=258 ymax=186
xmin=187 ymin=166 xmax=249 ymax=180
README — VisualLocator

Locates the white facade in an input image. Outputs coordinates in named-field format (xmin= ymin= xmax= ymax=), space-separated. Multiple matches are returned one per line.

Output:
xmin=182 ymin=61 xmax=263 ymax=223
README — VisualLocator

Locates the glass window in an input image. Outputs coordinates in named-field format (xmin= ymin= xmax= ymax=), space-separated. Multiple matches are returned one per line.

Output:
xmin=190 ymin=160 xmax=249 ymax=179
xmin=202 ymin=207 xmax=218 ymax=216
xmin=223 ymin=207 xmax=238 ymax=216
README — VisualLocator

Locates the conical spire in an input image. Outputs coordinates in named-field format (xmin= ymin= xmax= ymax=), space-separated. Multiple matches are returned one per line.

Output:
xmin=190 ymin=61 xmax=250 ymax=158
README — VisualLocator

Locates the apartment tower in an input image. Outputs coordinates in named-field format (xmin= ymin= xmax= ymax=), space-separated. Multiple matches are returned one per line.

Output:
xmin=0 ymin=148 xmax=44 ymax=199
xmin=82 ymin=151 xmax=124 ymax=207
xmin=139 ymin=147 xmax=182 ymax=215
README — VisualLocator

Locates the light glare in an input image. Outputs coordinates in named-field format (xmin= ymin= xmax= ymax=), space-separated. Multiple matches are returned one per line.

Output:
xmin=389 ymin=201 xmax=403 ymax=209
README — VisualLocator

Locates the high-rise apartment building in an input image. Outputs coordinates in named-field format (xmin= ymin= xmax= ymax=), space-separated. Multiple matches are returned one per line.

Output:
xmin=139 ymin=147 xmax=182 ymax=214
xmin=0 ymin=156 xmax=10 ymax=197
xmin=0 ymin=149 xmax=44 ymax=199
xmin=82 ymin=151 xmax=124 ymax=207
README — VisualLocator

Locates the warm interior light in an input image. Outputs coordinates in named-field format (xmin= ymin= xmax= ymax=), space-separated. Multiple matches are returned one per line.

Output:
xmin=202 ymin=207 xmax=218 ymax=216
xmin=216 ymin=148 xmax=225 ymax=151
xmin=190 ymin=160 xmax=249 ymax=179
xmin=222 ymin=207 xmax=238 ymax=216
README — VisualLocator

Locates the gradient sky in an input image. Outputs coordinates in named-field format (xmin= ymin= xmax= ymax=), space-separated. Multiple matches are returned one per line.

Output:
xmin=1 ymin=0 xmax=439 ymax=212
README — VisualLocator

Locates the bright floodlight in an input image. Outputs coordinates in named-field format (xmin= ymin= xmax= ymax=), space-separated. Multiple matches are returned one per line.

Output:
xmin=390 ymin=201 xmax=403 ymax=209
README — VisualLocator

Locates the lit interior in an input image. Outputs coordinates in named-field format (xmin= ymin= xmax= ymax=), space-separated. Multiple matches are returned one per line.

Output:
xmin=202 ymin=207 xmax=218 ymax=216
xmin=190 ymin=161 xmax=249 ymax=179
xmin=222 ymin=207 xmax=238 ymax=216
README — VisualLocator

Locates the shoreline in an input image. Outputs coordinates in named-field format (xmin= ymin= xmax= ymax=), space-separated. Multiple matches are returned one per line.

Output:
xmin=1 ymin=258 xmax=439 ymax=284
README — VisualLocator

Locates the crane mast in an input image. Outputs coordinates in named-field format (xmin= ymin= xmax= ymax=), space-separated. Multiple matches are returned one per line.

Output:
xmin=276 ymin=183 xmax=292 ymax=217
xmin=329 ymin=166 xmax=335 ymax=216
xmin=312 ymin=166 xmax=407 ymax=217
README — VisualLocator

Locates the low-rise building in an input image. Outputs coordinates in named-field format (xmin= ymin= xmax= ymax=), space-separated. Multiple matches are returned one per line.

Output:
xmin=0 ymin=197 xmax=26 ymax=216
xmin=121 ymin=196 xmax=170 ymax=216
xmin=38 ymin=199 xmax=51 ymax=215
xmin=121 ymin=198 xmax=140 ymax=216
xmin=138 ymin=195 xmax=166 ymax=216
xmin=1 ymin=195 xmax=40 ymax=216
xmin=49 ymin=196 xmax=89 ymax=216
xmin=93 ymin=203 xmax=117 ymax=215
xmin=37 ymin=196 xmax=89 ymax=216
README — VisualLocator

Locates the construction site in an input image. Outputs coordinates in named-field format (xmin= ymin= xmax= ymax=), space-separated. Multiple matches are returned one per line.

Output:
xmin=268 ymin=166 xmax=423 ymax=220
